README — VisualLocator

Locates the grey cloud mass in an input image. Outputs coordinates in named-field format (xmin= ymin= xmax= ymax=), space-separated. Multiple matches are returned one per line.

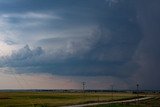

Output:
xmin=0 ymin=0 xmax=159 ymax=89
xmin=1 ymin=45 xmax=44 ymax=67
xmin=131 ymin=0 xmax=160 ymax=89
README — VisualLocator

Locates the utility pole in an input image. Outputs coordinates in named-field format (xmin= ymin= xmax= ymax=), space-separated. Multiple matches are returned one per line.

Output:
xmin=82 ymin=82 xmax=86 ymax=101
xmin=136 ymin=84 xmax=139 ymax=97
xmin=111 ymin=85 xmax=114 ymax=101
xmin=136 ymin=84 xmax=139 ymax=105
xmin=82 ymin=82 xmax=86 ymax=93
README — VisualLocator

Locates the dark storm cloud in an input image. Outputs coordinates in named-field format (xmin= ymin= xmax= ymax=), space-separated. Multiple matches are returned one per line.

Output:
xmin=0 ymin=0 xmax=159 ymax=89
xmin=1 ymin=45 xmax=44 ymax=67
xmin=132 ymin=0 xmax=160 ymax=89
xmin=1 ymin=21 xmax=140 ymax=78
xmin=0 ymin=0 xmax=141 ymax=78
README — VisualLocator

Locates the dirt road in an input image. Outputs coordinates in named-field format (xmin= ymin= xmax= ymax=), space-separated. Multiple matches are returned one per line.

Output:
xmin=62 ymin=96 xmax=153 ymax=107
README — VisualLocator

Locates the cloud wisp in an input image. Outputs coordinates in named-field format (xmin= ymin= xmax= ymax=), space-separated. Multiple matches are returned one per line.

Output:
xmin=1 ymin=12 xmax=61 ymax=20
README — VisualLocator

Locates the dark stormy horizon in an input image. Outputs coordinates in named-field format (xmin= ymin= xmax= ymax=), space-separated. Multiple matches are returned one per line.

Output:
xmin=0 ymin=0 xmax=160 ymax=90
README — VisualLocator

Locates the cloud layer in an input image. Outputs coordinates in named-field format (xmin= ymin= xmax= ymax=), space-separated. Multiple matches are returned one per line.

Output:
xmin=0 ymin=0 xmax=159 ymax=89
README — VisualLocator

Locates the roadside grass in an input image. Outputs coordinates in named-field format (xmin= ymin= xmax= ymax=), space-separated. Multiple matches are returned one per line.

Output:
xmin=88 ymin=104 xmax=137 ymax=107
xmin=0 ymin=92 xmax=138 ymax=107
xmin=89 ymin=94 xmax=160 ymax=107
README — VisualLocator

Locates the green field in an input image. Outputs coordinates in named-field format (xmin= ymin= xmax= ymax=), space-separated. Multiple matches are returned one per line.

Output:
xmin=90 ymin=95 xmax=160 ymax=107
xmin=0 ymin=92 xmax=138 ymax=107
xmin=89 ymin=104 xmax=137 ymax=107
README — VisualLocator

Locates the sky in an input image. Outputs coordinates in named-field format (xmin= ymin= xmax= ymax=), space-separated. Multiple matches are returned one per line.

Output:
xmin=0 ymin=0 xmax=160 ymax=90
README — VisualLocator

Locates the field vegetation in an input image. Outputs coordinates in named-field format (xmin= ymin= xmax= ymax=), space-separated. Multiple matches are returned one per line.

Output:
xmin=89 ymin=94 xmax=160 ymax=107
xmin=0 ymin=91 xmax=138 ymax=107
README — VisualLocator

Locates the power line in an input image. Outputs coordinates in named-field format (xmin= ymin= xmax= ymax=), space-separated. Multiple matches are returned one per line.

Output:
xmin=136 ymin=83 xmax=139 ymax=105
xmin=111 ymin=85 xmax=114 ymax=101
xmin=82 ymin=82 xmax=86 ymax=93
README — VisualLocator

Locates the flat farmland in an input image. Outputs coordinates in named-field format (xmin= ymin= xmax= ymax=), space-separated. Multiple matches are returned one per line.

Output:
xmin=0 ymin=92 xmax=138 ymax=107
xmin=86 ymin=94 xmax=160 ymax=107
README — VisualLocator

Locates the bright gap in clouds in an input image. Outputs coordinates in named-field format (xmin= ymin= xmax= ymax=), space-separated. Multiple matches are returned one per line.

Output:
xmin=0 ymin=38 xmax=20 ymax=56
xmin=0 ymin=41 xmax=12 ymax=56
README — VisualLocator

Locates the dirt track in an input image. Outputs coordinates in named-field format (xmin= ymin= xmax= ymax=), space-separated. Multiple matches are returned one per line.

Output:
xmin=62 ymin=96 xmax=153 ymax=107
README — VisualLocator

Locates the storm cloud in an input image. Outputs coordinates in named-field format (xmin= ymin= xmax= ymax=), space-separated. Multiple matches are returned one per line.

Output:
xmin=131 ymin=0 xmax=160 ymax=89
xmin=0 ymin=0 xmax=159 ymax=89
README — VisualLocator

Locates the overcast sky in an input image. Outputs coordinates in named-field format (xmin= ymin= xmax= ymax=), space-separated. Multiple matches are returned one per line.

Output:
xmin=0 ymin=0 xmax=160 ymax=90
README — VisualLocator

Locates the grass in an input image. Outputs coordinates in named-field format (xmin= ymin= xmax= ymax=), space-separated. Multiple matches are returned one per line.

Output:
xmin=0 ymin=92 xmax=137 ymax=107
xmin=87 ymin=104 xmax=138 ymax=107
xmin=89 ymin=104 xmax=137 ymax=107
xmin=89 ymin=94 xmax=160 ymax=107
